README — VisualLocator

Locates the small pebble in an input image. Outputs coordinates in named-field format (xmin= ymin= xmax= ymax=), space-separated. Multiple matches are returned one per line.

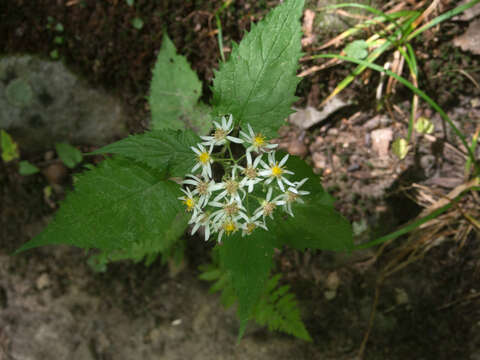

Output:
xmin=42 ymin=162 xmax=67 ymax=184
xmin=287 ymin=139 xmax=308 ymax=157
xmin=36 ymin=273 xmax=51 ymax=290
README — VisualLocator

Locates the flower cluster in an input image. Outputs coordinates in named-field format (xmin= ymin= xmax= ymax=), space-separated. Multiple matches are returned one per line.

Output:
xmin=179 ymin=115 xmax=309 ymax=242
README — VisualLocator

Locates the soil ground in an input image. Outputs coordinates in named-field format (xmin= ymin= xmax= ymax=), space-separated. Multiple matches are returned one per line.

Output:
xmin=1 ymin=1 xmax=480 ymax=359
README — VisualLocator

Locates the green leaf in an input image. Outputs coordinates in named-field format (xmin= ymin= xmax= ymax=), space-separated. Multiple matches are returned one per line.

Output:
xmin=285 ymin=154 xmax=334 ymax=206
xmin=19 ymin=160 xmax=40 ymax=175
xmin=126 ymin=0 xmax=134 ymax=6
xmin=55 ymin=23 xmax=64 ymax=32
xmin=131 ymin=17 xmax=144 ymax=30
xmin=55 ymin=142 xmax=83 ymax=168
xmin=392 ymin=137 xmax=409 ymax=159
xmin=50 ymin=49 xmax=59 ymax=59
xmin=254 ymin=274 xmax=312 ymax=341
xmin=92 ymin=129 xmax=200 ymax=177
xmin=273 ymin=202 xmax=353 ymax=252
xmin=344 ymin=40 xmax=369 ymax=60
xmin=212 ymin=0 xmax=304 ymax=138
xmin=219 ymin=228 xmax=278 ymax=338
xmin=273 ymin=154 xmax=353 ymax=251
xmin=149 ymin=33 xmax=211 ymax=135
xmin=54 ymin=36 xmax=64 ymax=45
xmin=414 ymin=116 xmax=434 ymax=134
xmin=16 ymin=157 xmax=188 ymax=257
xmin=1 ymin=130 xmax=20 ymax=162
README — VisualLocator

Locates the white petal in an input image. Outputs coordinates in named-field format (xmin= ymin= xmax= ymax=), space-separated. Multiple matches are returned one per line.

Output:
xmin=253 ymin=155 xmax=262 ymax=167
xmin=227 ymin=136 xmax=244 ymax=144
xmin=192 ymin=222 xmax=201 ymax=235
xmin=191 ymin=146 xmax=200 ymax=155
xmin=279 ymin=154 xmax=289 ymax=167
xmin=205 ymin=225 xmax=210 ymax=241
xmin=213 ymin=191 xmax=227 ymax=202
xmin=247 ymin=124 xmax=255 ymax=137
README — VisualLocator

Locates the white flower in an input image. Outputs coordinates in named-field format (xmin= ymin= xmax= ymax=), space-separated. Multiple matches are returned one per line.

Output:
xmin=209 ymin=197 xmax=249 ymax=225
xmin=212 ymin=167 xmax=246 ymax=203
xmin=182 ymin=174 xmax=223 ymax=208
xmin=240 ymin=124 xmax=277 ymax=153
xmin=241 ymin=217 xmax=268 ymax=237
xmin=252 ymin=187 xmax=286 ymax=221
xmin=282 ymin=178 xmax=310 ymax=216
xmin=178 ymin=187 xmax=200 ymax=218
xmin=258 ymin=152 xmax=294 ymax=192
xmin=238 ymin=151 xmax=263 ymax=192
xmin=191 ymin=143 xmax=214 ymax=178
xmin=189 ymin=210 xmax=213 ymax=241
xmin=200 ymin=114 xmax=243 ymax=147
xmin=216 ymin=217 xmax=242 ymax=243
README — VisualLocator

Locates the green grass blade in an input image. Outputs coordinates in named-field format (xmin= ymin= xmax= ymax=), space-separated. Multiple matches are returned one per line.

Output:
xmin=321 ymin=12 xmax=419 ymax=104
xmin=320 ymin=11 xmax=419 ymax=49
xmin=396 ymin=45 xmax=418 ymax=142
xmin=313 ymin=54 xmax=478 ymax=172
xmin=407 ymin=0 xmax=480 ymax=41
xmin=355 ymin=200 xmax=454 ymax=250
xmin=322 ymin=3 xmax=406 ymax=36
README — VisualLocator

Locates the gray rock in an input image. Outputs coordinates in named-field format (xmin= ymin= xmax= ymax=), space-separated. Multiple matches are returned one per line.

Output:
xmin=289 ymin=97 xmax=350 ymax=130
xmin=0 ymin=55 xmax=127 ymax=152
xmin=371 ymin=128 xmax=393 ymax=157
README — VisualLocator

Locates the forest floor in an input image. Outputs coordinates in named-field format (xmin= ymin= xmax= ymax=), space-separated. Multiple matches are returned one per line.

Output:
xmin=1 ymin=1 xmax=480 ymax=359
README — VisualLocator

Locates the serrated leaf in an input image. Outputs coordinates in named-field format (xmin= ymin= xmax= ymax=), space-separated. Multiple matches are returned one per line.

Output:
xmin=415 ymin=116 xmax=434 ymax=134
xmin=273 ymin=202 xmax=353 ymax=252
xmin=55 ymin=142 xmax=83 ymax=168
xmin=19 ymin=160 xmax=40 ymax=175
xmin=16 ymin=157 xmax=188 ymax=256
xmin=392 ymin=137 xmax=409 ymax=159
xmin=219 ymin=228 xmax=278 ymax=338
xmin=272 ymin=154 xmax=352 ymax=251
xmin=285 ymin=154 xmax=334 ymax=206
xmin=254 ymin=274 xmax=312 ymax=341
xmin=212 ymin=0 xmax=304 ymax=138
xmin=149 ymin=33 xmax=211 ymax=135
xmin=1 ymin=130 xmax=19 ymax=162
xmin=92 ymin=129 xmax=200 ymax=177
xmin=344 ymin=40 xmax=369 ymax=60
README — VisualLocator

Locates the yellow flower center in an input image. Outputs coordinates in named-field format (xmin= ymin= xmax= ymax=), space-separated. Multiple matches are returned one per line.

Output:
xmin=183 ymin=198 xmax=195 ymax=211
xmin=225 ymin=179 xmax=239 ymax=195
xmin=223 ymin=221 xmax=237 ymax=235
xmin=271 ymin=164 xmax=283 ymax=177
xmin=253 ymin=134 xmax=265 ymax=147
xmin=214 ymin=128 xmax=227 ymax=140
xmin=196 ymin=180 xmax=209 ymax=195
xmin=245 ymin=222 xmax=256 ymax=235
xmin=243 ymin=166 xmax=258 ymax=179
xmin=198 ymin=152 xmax=210 ymax=164
xmin=287 ymin=191 xmax=298 ymax=203
xmin=224 ymin=202 xmax=239 ymax=216
xmin=262 ymin=201 xmax=276 ymax=216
